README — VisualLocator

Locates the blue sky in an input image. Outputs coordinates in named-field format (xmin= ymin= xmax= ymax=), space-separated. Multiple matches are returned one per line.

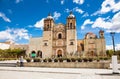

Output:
xmin=0 ymin=0 xmax=120 ymax=50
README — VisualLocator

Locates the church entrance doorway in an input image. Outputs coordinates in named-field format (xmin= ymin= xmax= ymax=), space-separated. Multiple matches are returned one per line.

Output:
xmin=91 ymin=51 xmax=94 ymax=56
xmin=57 ymin=50 xmax=62 ymax=57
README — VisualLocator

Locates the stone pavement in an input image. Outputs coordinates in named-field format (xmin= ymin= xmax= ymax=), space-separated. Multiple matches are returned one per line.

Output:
xmin=0 ymin=67 xmax=120 ymax=79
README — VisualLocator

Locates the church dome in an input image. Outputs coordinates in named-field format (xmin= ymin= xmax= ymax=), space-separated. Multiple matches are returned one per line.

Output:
xmin=47 ymin=15 xmax=53 ymax=19
xmin=46 ymin=13 xmax=53 ymax=19
xmin=84 ymin=32 xmax=97 ymax=39
xmin=68 ymin=12 xmax=75 ymax=18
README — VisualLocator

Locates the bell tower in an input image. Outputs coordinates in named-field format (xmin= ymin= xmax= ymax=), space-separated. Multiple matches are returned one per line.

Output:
xmin=66 ymin=12 xmax=77 ymax=54
xmin=99 ymin=30 xmax=106 ymax=56
xmin=44 ymin=13 xmax=54 ymax=31
xmin=99 ymin=30 xmax=104 ymax=38
xmin=42 ymin=13 xmax=54 ymax=58
xmin=66 ymin=12 xmax=76 ymax=30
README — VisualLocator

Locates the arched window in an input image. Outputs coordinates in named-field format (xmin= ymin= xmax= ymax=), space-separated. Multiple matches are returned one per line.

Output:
xmin=31 ymin=51 xmax=36 ymax=58
xmin=80 ymin=43 xmax=84 ymax=51
xmin=58 ymin=33 xmax=62 ymax=39
xmin=37 ymin=50 xmax=42 ymax=58
xmin=70 ymin=42 xmax=74 ymax=45
xmin=70 ymin=23 xmax=72 ymax=29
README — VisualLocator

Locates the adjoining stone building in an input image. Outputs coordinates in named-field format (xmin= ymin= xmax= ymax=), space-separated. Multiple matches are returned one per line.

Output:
xmin=77 ymin=30 xmax=106 ymax=57
xmin=28 ymin=12 xmax=106 ymax=58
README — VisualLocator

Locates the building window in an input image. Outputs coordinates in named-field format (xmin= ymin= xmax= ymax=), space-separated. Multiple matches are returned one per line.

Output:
xmin=70 ymin=42 xmax=74 ymax=45
xmin=31 ymin=51 xmax=36 ymax=58
xmin=44 ymin=43 xmax=47 ymax=46
xmin=70 ymin=23 xmax=72 ymax=29
xmin=90 ymin=37 xmax=92 ymax=39
xmin=80 ymin=43 xmax=84 ymax=51
xmin=58 ymin=33 xmax=62 ymax=39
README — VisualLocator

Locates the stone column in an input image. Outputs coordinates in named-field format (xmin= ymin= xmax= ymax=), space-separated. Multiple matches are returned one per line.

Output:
xmin=112 ymin=55 xmax=119 ymax=74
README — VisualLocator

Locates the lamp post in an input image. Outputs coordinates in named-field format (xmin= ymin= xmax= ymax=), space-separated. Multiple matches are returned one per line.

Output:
xmin=110 ymin=32 xmax=115 ymax=54
xmin=110 ymin=32 xmax=119 ymax=74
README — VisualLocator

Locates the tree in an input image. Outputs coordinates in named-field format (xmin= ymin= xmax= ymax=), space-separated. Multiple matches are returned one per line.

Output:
xmin=106 ymin=50 xmax=114 ymax=57
xmin=0 ymin=49 xmax=26 ymax=58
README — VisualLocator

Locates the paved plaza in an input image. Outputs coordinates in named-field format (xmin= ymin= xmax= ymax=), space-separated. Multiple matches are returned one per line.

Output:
xmin=0 ymin=67 xmax=120 ymax=79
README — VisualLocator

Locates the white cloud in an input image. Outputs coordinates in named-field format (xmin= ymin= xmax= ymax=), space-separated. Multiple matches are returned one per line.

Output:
xmin=92 ymin=11 xmax=120 ymax=33
xmin=73 ymin=0 xmax=84 ymax=5
xmin=82 ymin=12 xmax=89 ymax=17
xmin=106 ymin=44 xmax=120 ymax=50
xmin=0 ymin=28 xmax=29 ymax=42
xmin=13 ymin=28 xmax=29 ymax=40
xmin=73 ymin=7 xmax=84 ymax=14
xmin=65 ymin=8 xmax=72 ymax=13
xmin=81 ymin=19 xmax=94 ymax=29
xmin=0 ymin=12 xmax=11 ymax=22
xmin=34 ymin=18 xmax=45 ymax=30
xmin=93 ymin=0 xmax=120 ymax=15
xmin=92 ymin=17 xmax=112 ymax=29
xmin=65 ymin=7 xmax=84 ymax=14
xmin=53 ymin=11 xmax=61 ymax=20
xmin=15 ymin=0 xmax=23 ymax=4
xmin=33 ymin=12 xmax=60 ymax=29
xmin=61 ymin=0 xmax=64 ymax=5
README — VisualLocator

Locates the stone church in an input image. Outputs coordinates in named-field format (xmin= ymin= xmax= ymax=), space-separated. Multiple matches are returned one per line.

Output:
xmin=28 ymin=12 xmax=106 ymax=58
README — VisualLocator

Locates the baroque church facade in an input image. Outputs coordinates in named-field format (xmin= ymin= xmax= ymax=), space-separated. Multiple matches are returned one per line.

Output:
xmin=28 ymin=12 xmax=106 ymax=58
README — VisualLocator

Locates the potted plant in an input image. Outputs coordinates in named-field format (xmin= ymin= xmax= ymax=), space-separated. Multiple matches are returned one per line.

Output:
xmin=77 ymin=58 xmax=82 ymax=62
xmin=88 ymin=58 xmax=93 ymax=62
xmin=103 ymin=57 xmax=109 ymax=61
xmin=43 ymin=58 xmax=47 ymax=62
xmin=66 ymin=58 xmax=71 ymax=62
xmin=83 ymin=58 xmax=88 ymax=62
xmin=54 ymin=58 xmax=58 ymax=62
xmin=26 ymin=58 xmax=31 ymax=62
xmin=59 ymin=58 xmax=63 ymax=62
xmin=71 ymin=58 xmax=76 ymax=62
xmin=48 ymin=58 xmax=52 ymax=62
xmin=33 ymin=58 xmax=41 ymax=62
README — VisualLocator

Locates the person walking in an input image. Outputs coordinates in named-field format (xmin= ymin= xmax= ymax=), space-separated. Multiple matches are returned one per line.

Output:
xmin=20 ymin=56 xmax=24 ymax=67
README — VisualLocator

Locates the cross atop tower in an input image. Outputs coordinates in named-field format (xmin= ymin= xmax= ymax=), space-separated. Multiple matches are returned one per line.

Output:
xmin=70 ymin=11 xmax=73 ymax=14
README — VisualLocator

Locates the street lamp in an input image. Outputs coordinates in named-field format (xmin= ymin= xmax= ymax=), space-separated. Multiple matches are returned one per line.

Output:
xmin=110 ymin=32 xmax=119 ymax=74
xmin=110 ymin=32 xmax=115 ymax=54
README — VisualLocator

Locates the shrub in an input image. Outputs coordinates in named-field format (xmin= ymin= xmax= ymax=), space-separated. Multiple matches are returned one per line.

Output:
xmin=43 ymin=59 xmax=47 ymax=62
xmin=103 ymin=57 xmax=109 ymax=60
xmin=66 ymin=58 xmax=71 ymax=62
xmin=77 ymin=58 xmax=82 ymax=62
xmin=71 ymin=58 xmax=76 ymax=62
xmin=26 ymin=58 xmax=31 ymax=62
xmin=88 ymin=58 xmax=93 ymax=62
xmin=99 ymin=57 xmax=104 ymax=60
xmin=58 ymin=58 xmax=63 ymax=62
xmin=0 ymin=58 xmax=18 ymax=61
xmin=33 ymin=58 xmax=41 ymax=62
xmin=96 ymin=58 xmax=100 ymax=62
xmin=48 ymin=58 xmax=52 ymax=62
xmin=83 ymin=58 xmax=88 ymax=62
xmin=0 ymin=58 xmax=4 ymax=61
xmin=54 ymin=58 xmax=58 ymax=62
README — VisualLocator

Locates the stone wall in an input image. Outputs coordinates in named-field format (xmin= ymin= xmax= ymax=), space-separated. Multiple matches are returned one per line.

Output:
xmin=28 ymin=37 xmax=42 ymax=56
xmin=23 ymin=62 xmax=110 ymax=69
